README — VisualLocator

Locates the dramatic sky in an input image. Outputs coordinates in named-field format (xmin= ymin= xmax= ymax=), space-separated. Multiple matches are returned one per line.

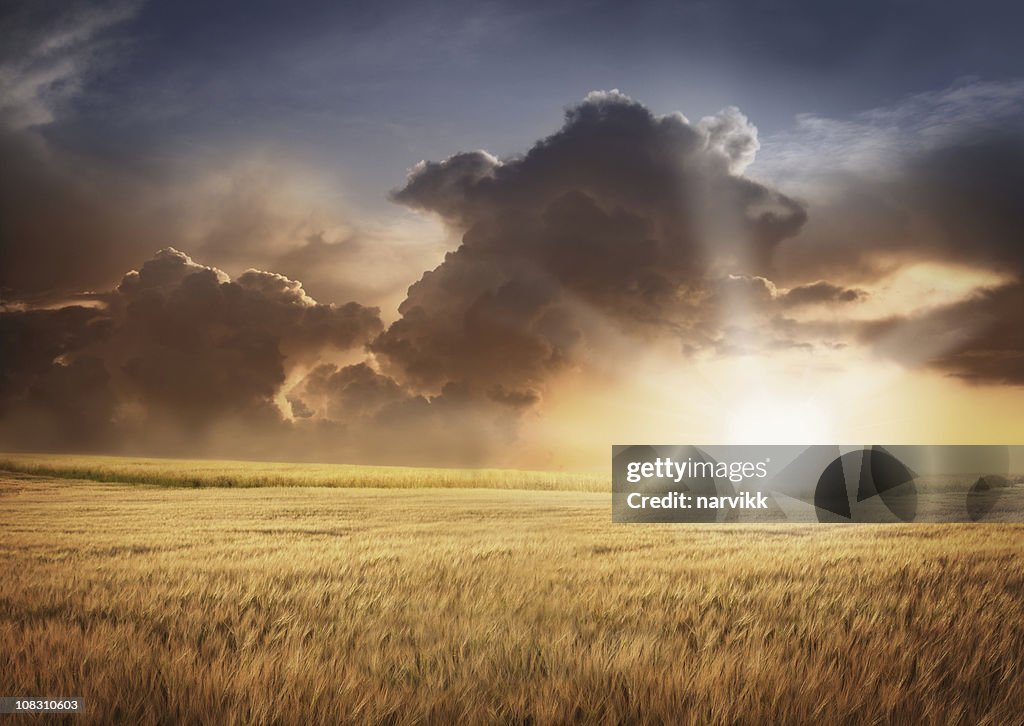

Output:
xmin=2 ymin=0 xmax=1023 ymax=468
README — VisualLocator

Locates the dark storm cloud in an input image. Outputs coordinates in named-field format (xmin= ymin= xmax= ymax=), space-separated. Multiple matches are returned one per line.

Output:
xmin=797 ymin=132 xmax=1024 ymax=283
xmin=861 ymin=283 xmax=1024 ymax=385
xmin=765 ymin=81 xmax=1024 ymax=285
xmin=290 ymin=362 xmax=411 ymax=422
xmin=759 ymin=83 xmax=1024 ymax=384
xmin=0 ymin=248 xmax=382 ymax=452
xmin=2 ymin=88 xmax=816 ymax=461
xmin=0 ymin=305 xmax=115 ymax=448
xmin=378 ymin=91 xmax=807 ymax=395
xmin=285 ymin=362 xmax=525 ymax=465
xmin=108 ymin=249 xmax=382 ymax=427
xmin=6 ymin=76 xmax=1024 ymax=465
xmin=0 ymin=126 xmax=143 ymax=298
xmin=902 ymin=134 xmax=1024 ymax=274
xmin=0 ymin=246 xmax=517 ymax=465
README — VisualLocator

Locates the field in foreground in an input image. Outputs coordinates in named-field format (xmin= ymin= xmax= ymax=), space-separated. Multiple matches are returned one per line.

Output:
xmin=2 ymin=473 xmax=1024 ymax=724
xmin=0 ymin=452 xmax=605 ymax=492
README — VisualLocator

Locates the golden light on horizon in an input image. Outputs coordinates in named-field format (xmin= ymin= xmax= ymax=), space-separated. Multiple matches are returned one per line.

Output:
xmin=524 ymin=342 xmax=1024 ymax=470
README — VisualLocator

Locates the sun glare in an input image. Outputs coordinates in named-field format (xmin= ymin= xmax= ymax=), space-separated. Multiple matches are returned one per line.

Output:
xmin=723 ymin=394 xmax=835 ymax=445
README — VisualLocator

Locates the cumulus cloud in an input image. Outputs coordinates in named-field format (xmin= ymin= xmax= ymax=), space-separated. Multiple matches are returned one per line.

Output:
xmin=0 ymin=246 xmax=523 ymax=465
xmin=0 ymin=248 xmax=383 ymax=453
xmin=377 ymin=90 xmax=807 ymax=398
xmin=697 ymin=106 xmax=760 ymax=174
xmin=284 ymin=361 xmax=525 ymax=465
xmin=289 ymin=362 xmax=410 ymax=421
xmin=0 ymin=91 xmax=821 ymax=462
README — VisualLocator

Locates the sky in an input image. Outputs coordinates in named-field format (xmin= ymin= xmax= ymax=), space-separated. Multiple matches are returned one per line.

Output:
xmin=1 ymin=0 xmax=1023 ymax=468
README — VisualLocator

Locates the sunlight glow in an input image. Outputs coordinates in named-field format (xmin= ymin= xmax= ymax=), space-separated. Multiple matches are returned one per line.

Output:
xmin=724 ymin=394 xmax=835 ymax=445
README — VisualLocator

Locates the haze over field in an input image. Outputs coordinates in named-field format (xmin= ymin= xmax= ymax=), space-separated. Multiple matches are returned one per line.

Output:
xmin=2 ymin=1 xmax=1024 ymax=468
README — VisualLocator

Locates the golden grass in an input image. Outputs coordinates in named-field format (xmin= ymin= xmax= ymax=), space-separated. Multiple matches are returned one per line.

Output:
xmin=2 ymin=472 xmax=1023 ymax=723
xmin=0 ymin=452 xmax=606 ymax=492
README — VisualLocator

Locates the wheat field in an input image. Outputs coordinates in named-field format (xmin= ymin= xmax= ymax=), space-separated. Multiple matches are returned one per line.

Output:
xmin=2 ymin=470 xmax=1024 ymax=724
xmin=0 ymin=453 xmax=605 ymax=492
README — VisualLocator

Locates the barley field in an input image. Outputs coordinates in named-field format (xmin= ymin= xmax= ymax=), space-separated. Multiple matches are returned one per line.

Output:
xmin=2 ymin=470 xmax=1024 ymax=724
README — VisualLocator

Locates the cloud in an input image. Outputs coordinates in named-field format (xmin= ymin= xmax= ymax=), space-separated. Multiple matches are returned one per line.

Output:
xmin=377 ymin=90 xmax=807 ymax=397
xmin=697 ymin=106 xmax=760 ymax=174
xmin=0 ymin=305 xmax=114 ymax=448
xmin=753 ymin=79 xmax=1024 ymax=384
xmin=175 ymin=156 xmax=450 ymax=310
xmin=289 ymin=362 xmax=410 ymax=421
xmin=756 ymin=79 xmax=1024 ymax=186
xmin=0 ymin=7 xmax=445 ymax=309
xmin=5 ymin=84 xmax=1024 ymax=466
xmin=761 ymin=80 xmax=1024 ymax=285
xmin=0 ymin=126 xmax=445 ymax=310
xmin=109 ymin=249 xmax=383 ymax=425
xmin=0 ymin=247 xmax=520 ymax=465
xmin=283 ymin=362 xmax=528 ymax=465
xmin=0 ymin=91 xmax=818 ymax=462
xmin=861 ymin=282 xmax=1024 ymax=385
xmin=780 ymin=281 xmax=866 ymax=307
xmin=0 ymin=0 xmax=138 ymax=129
xmin=0 ymin=248 xmax=383 ymax=453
